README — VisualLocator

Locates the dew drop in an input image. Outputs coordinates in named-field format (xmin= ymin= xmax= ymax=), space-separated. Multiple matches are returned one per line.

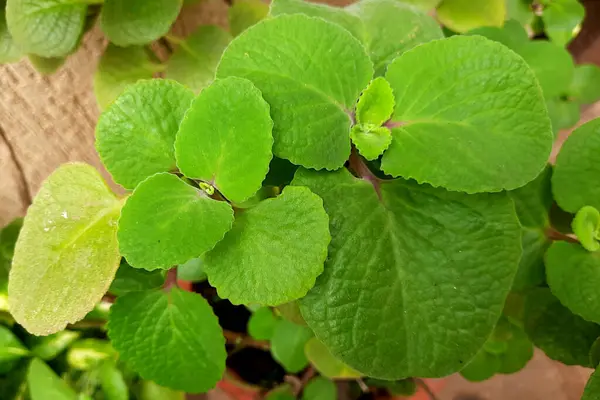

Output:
xmin=61 ymin=211 xmax=68 ymax=219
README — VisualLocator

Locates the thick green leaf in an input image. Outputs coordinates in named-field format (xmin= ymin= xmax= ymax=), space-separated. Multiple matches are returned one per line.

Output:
xmin=108 ymin=288 xmax=225 ymax=392
xmin=96 ymin=79 xmax=194 ymax=190
xmin=553 ymin=118 xmax=600 ymax=213
xmin=346 ymin=0 xmax=443 ymax=76
xmin=165 ymin=26 xmax=231 ymax=93
xmin=28 ymin=330 xmax=80 ymax=361
xmin=67 ymin=339 xmax=116 ymax=370
xmin=203 ymin=186 xmax=330 ymax=305
xmin=101 ymin=0 xmax=182 ymax=46
xmin=524 ymin=288 xmax=600 ymax=367
xmin=293 ymin=168 xmax=521 ymax=378
xmin=546 ymin=241 xmax=600 ymax=323
xmin=217 ymin=14 xmax=372 ymax=170
xmin=94 ymin=45 xmax=163 ymax=110
xmin=590 ymin=337 xmax=600 ymax=368
xmin=0 ymin=5 xmax=21 ymax=63
xmin=542 ymin=0 xmax=584 ymax=46
xmin=0 ymin=218 xmax=22 ymax=261
xmin=515 ymin=41 xmax=574 ymax=99
xmin=5 ymin=0 xmax=86 ymax=57
xmin=276 ymin=301 xmax=307 ymax=326
xmin=437 ymin=0 xmax=506 ymax=32
xmin=460 ymin=350 xmax=500 ymax=382
xmin=175 ymin=77 xmax=273 ymax=203
xmin=302 ymin=377 xmax=336 ymax=400
xmin=466 ymin=19 xmax=529 ymax=49
xmin=356 ymin=77 xmax=394 ymax=126
xmin=266 ymin=385 xmax=296 ymax=400
xmin=9 ymin=163 xmax=122 ymax=335
xmin=496 ymin=319 xmax=534 ymax=374
xmin=28 ymin=358 xmax=77 ymax=400
xmin=109 ymin=260 xmax=164 ymax=296
xmin=28 ymin=54 xmax=66 ymax=75
xmin=573 ymin=206 xmax=600 ymax=252
xmin=546 ymin=98 xmax=580 ymax=135
xmin=99 ymin=362 xmax=128 ymax=400
xmin=506 ymin=0 xmax=533 ymax=25
xmin=248 ymin=307 xmax=278 ymax=340
xmin=569 ymin=64 xmax=600 ymax=105
xmin=304 ymin=337 xmax=362 ymax=379
xmin=350 ymin=125 xmax=392 ymax=161
xmin=583 ymin=368 xmax=600 ymax=400
xmin=118 ymin=173 xmax=233 ymax=270
xmin=382 ymin=35 xmax=552 ymax=193
xmin=229 ymin=0 xmax=268 ymax=36
xmin=0 ymin=325 xmax=28 ymax=373
xmin=271 ymin=319 xmax=313 ymax=373
xmin=177 ymin=258 xmax=206 ymax=282
xmin=140 ymin=381 xmax=184 ymax=400
xmin=507 ymin=166 xmax=552 ymax=291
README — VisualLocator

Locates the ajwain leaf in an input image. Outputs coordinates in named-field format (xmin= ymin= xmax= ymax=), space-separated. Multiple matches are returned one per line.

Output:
xmin=270 ymin=319 xmax=313 ymax=373
xmin=28 ymin=330 xmax=80 ymax=361
xmin=572 ymin=206 xmax=600 ymax=252
xmin=542 ymin=0 xmax=584 ymax=46
xmin=203 ymin=186 xmax=330 ymax=306
xmin=293 ymin=168 xmax=521 ymax=378
xmin=177 ymin=258 xmax=206 ymax=282
xmin=553 ymin=118 xmax=600 ymax=213
xmin=302 ymin=377 xmax=337 ymax=400
xmin=28 ymin=358 xmax=77 ymax=400
xmin=350 ymin=125 xmax=392 ymax=161
xmin=355 ymin=77 xmax=394 ymax=126
xmin=5 ymin=0 xmax=86 ymax=58
xmin=546 ymin=98 xmax=580 ymax=136
xmin=304 ymin=337 xmax=362 ymax=379
xmin=118 ymin=173 xmax=234 ymax=271
xmin=436 ymin=0 xmax=506 ymax=32
xmin=0 ymin=4 xmax=21 ymax=63
xmin=583 ymin=368 xmax=600 ymax=400
xmin=9 ymin=163 xmax=122 ymax=335
xmin=175 ymin=77 xmax=273 ymax=203
xmin=165 ymin=26 xmax=231 ymax=93
xmin=546 ymin=241 xmax=600 ymax=324
xmin=217 ymin=14 xmax=373 ymax=170
xmin=101 ymin=0 xmax=183 ymax=46
xmin=108 ymin=288 xmax=226 ymax=393
xmin=28 ymin=54 xmax=66 ymax=75
xmin=99 ymin=362 xmax=129 ymax=400
xmin=96 ymin=79 xmax=194 ymax=190
xmin=0 ymin=325 xmax=29 ymax=373
xmin=276 ymin=301 xmax=307 ymax=326
xmin=109 ymin=260 xmax=164 ymax=296
xmin=229 ymin=0 xmax=268 ymax=36
xmin=569 ymin=64 xmax=600 ymax=105
xmin=248 ymin=307 xmax=278 ymax=340
xmin=382 ymin=35 xmax=552 ymax=193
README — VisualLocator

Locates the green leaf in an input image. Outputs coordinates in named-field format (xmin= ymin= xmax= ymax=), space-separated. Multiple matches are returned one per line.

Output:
xmin=94 ymin=44 xmax=163 ymax=110
xmin=524 ymin=288 xmax=600 ymax=367
xmin=382 ymin=35 xmax=552 ymax=193
xmin=28 ymin=54 xmax=66 ymax=75
xmin=583 ymin=368 xmax=600 ymax=400
xmin=248 ymin=307 xmax=278 ymax=340
xmin=347 ymin=0 xmax=443 ymax=76
xmin=569 ymin=64 xmax=600 ymax=105
xmin=28 ymin=358 xmax=77 ymax=400
xmin=514 ymin=41 xmax=574 ymax=99
xmin=466 ymin=19 xmax=529 ymax=49
xmin=304 ymin=337 xmax=362 ymax=379
xmin=175 ymin=77 xmax=273 ymax=203
xmin=553 ymin=118 xmax=600 ymax=213
xmin=28 ymin=330 xmax=80 ymax=361
xmin=271 ymin=319 xmax=313 ymax=373
xmin=0 ymin=218 xmax=22 ymax=261
xmin=293 ymin=168 xmax=521 ymax=378
xmin=266 ymin=385 xmax=296 ymax=400
xmin=165 ymin=26 xmax=231 ymax=93
xmin=542 ymin=0 xmax=584 ymax=46
xmin=229 ymin=0 xmax=268 ymax=36
xmin=99 ymin=362 xmax=128 ymax=400
xmin=591 ymin=337 xmax=600 ymax=368
xmin=96 ymin=79 xmax=194 ymax=190
xmin=436 ymin=0 xmax=506 ymax=32
xmin=396 ymin=0 xmax=440 ymax=11
xmin=302 ymin=377 xmax=336 ymax=400
xmin=573 ymin=206 xmax=600 ymax=252
xmin=217 ymin=14 xmax=372 ymax=170
xmin=0 ymin=5 xmax=21 ymax=63
xmin=177 ymin=258 xmax=206 ymax=282
xmin=109 ymin=260 xmax=164 ymax=296
xmin=506 ymin=0 xmax=534 ymax=25
xmin=5 ymin=0 xmax=86 ymax=57
xmin=546 ymin=241 xmax=600 ymax=324
xmin=101 ymin=0 xmax=183 ymax=46
xmin=0 ymin=325 xmax=29 ymax=374
xmin=507 ymin=166 xmax=552 ymax=291
xmin=495 ymin=319 xmax=534 ymax=374
xmin=140 ymin=380 xmax=184 ymax=400
xmin=356 ymin=77 xmax=394 ymax=126
xmin=203 ymin=186 xmax=330 ymax=306
xmin=118 ymin=173 xmax=234 ymax=270
xmin=9 ymin=163 xmax=122 ymax=335
xmin=460 ymin=350 xmax=500 ymax=382
xmin=276 ymin=301 xmax=307 ymax=326
xmin=350 ymin=125 xmax=392 ymax=161
xmin=108 ymin=288 xmax=226 ymax=393
xmin=66 ymin=339 xmax=116 ymax=370
xmin=546 ymin=98 xmax=580 ymax=135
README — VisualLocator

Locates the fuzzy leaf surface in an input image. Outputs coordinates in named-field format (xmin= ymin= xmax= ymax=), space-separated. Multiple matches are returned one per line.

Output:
xmin=0 ymin=6 xmax=21 ymax=63
xmin=293 ymin=168 xmax=521 ymax=378
xmin=382 ymin=35 xmax=552 ymax=193
xmin=203 ymin=186 xmax=330 ymax=305
xmin=108 ymin=288 xmax=226 ymax=393
xmin=9 ymin=163 xmax=121 ymax=335
xmin=118 ymin=173 xmax=233 ymax=270
xmin=96 ymin=79 xmax=194 ymax=190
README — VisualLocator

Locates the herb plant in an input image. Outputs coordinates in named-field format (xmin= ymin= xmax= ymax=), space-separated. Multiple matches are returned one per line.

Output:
xmin=5 ymin=0 xmax=600 ymax=399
